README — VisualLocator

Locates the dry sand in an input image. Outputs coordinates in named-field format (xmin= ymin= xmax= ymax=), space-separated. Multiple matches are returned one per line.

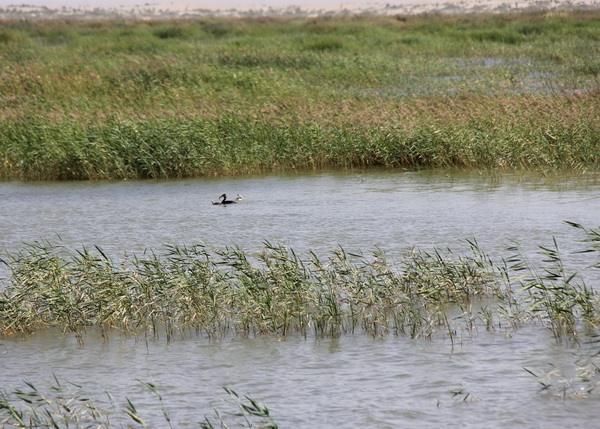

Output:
xmin=0 ymin=0 xmax=598 ymax=19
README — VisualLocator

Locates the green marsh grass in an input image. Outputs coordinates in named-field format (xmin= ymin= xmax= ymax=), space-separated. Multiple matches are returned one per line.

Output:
xmin=0 ymin=11 xmax=599 ymax=180
xmin=1 ymin=224 xmax=598 ymax=342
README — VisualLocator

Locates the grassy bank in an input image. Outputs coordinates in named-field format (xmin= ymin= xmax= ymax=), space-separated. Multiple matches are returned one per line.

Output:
xmin=0 ymin=11 xmax=599 ymax=179
xmin=1 ymin=223 xmax=598 ymax=341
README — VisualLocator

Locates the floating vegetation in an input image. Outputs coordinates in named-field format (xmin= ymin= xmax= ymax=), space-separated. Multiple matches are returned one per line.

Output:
xmin=1 ymin=224 xmax=598 ymax=342
xmin=0 ymin=379 xmax=277 ymax=429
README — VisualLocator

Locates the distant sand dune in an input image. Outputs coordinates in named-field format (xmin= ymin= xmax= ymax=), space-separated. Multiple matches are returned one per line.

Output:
xmin=0 ymin=0 xmax=598 ymax=19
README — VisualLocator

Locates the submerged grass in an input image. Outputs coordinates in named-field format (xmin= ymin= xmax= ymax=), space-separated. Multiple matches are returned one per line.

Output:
xmin=0 ymin=11 xmax=599 ymax=179
xmin=524 ymin=349 xmax=600 ymax=400
xmin=0 ymin=379 xmax=278 ymax=428
xmin=1 ymin=224 xmax=598 ymax=342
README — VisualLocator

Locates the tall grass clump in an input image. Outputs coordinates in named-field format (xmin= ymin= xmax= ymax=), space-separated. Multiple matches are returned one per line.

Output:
xmin=1 ymin=224 xmax=598 ymax=342
xmin=0 ymin=240 xmax=500 ymax=341
xmin=505 ymin=222 xmax=600 ymax=339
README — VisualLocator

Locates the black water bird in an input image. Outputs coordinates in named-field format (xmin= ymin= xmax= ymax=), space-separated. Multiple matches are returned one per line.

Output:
xmin=212 ymin=193 xmax=243 ymax=205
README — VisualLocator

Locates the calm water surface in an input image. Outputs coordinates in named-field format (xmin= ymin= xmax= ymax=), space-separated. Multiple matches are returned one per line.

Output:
xmin=1 ymin=170 xmax=599 ymax=427
xmin=1 ymin=170 xmax=599 ymax=258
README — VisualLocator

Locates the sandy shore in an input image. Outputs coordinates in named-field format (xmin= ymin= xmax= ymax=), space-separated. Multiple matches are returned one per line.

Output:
xmin=0 ymin=0 xmax=598 ymax=19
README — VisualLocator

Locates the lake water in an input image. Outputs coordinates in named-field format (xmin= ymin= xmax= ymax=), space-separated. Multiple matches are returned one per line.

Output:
xmin=1 ymin=169 xmax=599 ymax=427
xmin=1 ymin=170 xmax=599 ymax=260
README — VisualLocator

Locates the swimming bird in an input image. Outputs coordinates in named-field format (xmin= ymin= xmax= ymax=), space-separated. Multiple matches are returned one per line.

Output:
xmin=212 ymin=193 xmax=242 ymax=205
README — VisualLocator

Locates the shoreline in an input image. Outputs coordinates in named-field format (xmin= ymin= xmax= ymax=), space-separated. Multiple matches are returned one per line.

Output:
xmin=1 ymin=0 xmax=599 ymax=20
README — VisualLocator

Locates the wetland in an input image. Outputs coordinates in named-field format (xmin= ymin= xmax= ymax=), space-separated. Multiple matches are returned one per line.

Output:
xmin=1 ymin=171 xmax=600 ymax=427
xmin=0 ymin=9 xmax=599 ymax=428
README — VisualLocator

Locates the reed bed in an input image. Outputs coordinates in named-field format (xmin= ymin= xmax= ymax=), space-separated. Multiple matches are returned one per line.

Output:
xmin=1 ymin=107 xmax=598 ymax=180
xmin=1 ymin=223 xmax=598 ymax=342
xmin=0 ymin=11 xmax=598 ymax=179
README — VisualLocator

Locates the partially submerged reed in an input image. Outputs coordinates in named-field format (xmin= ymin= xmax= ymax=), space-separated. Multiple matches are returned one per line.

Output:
xmin=524 ymin=347 xmax=600 ymax=400
xmin=1 ymin=223 xmax=598 ymax=342
xmin=0 ymin=240 xmax=500 ymax=341
xmin=0 ymin=378 xmax=277 ymax=429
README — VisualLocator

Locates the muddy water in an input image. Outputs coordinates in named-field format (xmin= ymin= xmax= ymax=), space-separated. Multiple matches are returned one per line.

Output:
xmin=1 ymin=170 xmax=599 ymax=427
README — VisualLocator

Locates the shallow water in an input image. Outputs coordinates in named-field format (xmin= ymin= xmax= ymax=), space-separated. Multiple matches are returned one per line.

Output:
xmin=1 ymin=169 xmax=599 ymax=427
xmin=1 ymin=170 xmax=599 ymax=259
xmin=1 ymin=329 xmax=598 ymax=428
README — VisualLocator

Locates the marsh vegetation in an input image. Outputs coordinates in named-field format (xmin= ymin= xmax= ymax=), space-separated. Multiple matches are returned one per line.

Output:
xmin=1 ymin=223 xmax=598 ymax=343
xmin=1 ymin=9 xmax=599 ymax=427
xmin=0 ymin=11 xmax=598 ymax=179
xmin=1 ymin=221 xmax=599 ymax=426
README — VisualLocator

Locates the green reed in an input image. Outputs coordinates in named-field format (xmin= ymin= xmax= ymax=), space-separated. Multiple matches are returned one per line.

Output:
xmin=504 ymin=224 xmax=600 ymax=339
xmin=1 ymin=224 xmax=598 ymax=342
xmin=0 ymin=240 xmax=499 ymax=340
xmin=1 ymin=112 xmax=597 ymax=180
xmin=0 ymin=11 xmax=598 ymax=180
